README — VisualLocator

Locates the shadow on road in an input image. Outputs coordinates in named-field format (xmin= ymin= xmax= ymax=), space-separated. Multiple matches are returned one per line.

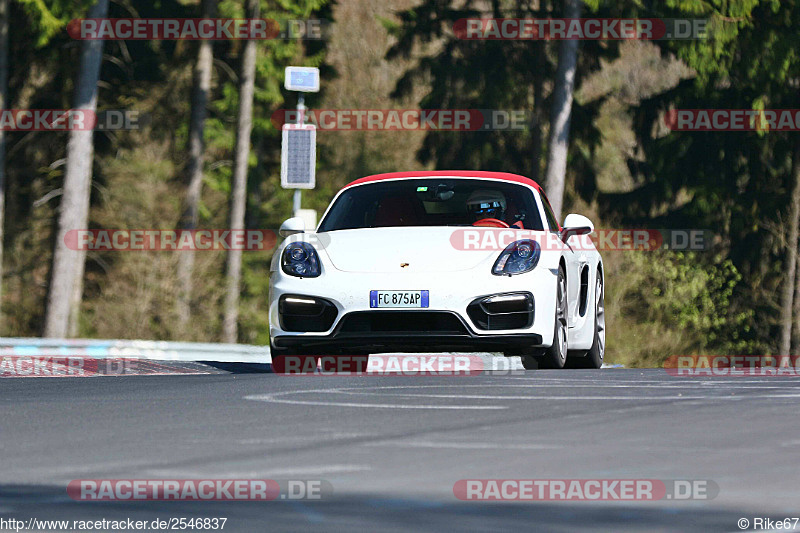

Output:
xmin=199 ymin=361 xmax=272 ymax=373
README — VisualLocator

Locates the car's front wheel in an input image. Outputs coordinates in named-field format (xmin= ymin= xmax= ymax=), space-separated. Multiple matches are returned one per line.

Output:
xmin=567 ymin=271 xmax=605 ymax=369
xmin=537 ymin=265 xmax=568 ymax=369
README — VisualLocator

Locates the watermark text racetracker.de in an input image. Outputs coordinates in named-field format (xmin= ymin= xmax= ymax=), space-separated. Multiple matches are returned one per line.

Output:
xmin=68 ymin=18 xmax=329 ymax=40
xmin=665 ymin=355 xmax=800 ymax=377
xmin=665 ymin=109 xmax=800 ymax=132
xmin=271 ymin=109 xmax=529 ymax=131
xmin=454 ymin=479 xmax=719 ymax=501
xmin=68 ymin=479 xmax=332 ymax=501
xmin=272 ymin=354 xmax=524 ymax=376
xmin=65 ymin=229 xmax=277 ymax=251
xmin=453 ymin=18 xmax=709 ymax=40
xmin=1 ymin=357 xmax=138 ymax=377
xmin=0 ymin=356 xmax=211 ymax=378
xmin=65 ymin=228 xmax=711 ymax=253
xmin=0 ymin=109 xmax=143 ymax=131
xmin=450 ymin=229 xmax=711 ymax=252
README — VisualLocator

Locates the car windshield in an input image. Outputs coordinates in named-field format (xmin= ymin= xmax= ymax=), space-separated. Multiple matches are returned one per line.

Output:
xmin=318 ymin=178 xmax=544 ymax=231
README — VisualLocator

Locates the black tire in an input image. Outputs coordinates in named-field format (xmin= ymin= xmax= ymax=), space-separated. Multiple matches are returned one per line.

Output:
xmin=520 ymin=353 xmax=540 ymax=370
xmin=539 ymin=265 xmax=568 ymax=369
xmin=504 ymin=345 xmax=540 ymax=370
xmin=567 ymin=271 xmax=605 ymax=369
xmin=504 ymin=349 xmax=540 ymax=370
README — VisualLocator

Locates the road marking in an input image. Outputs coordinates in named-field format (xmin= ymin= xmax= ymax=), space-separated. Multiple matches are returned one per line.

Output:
xmin=362 ymin=440 xmax=558 ymax=450
xmin=378 ymin=383 xmax=795 ymax=389
xmin=503 ymin=377 xmax=800 ymax=384
xmin=143 ymin=464 xmax=372 ymax=480
xmin=315 ymin=384 xmax=800 ymax=400
xmin=335 ymin=389 xmax=800 ymax=400
xmin=246 ymin=382 xmax=800 ymax=410
xmin=328 ymin=383 xmax=800 ymax=394
xmin=263 ymin=464 xmax=372 ymax=475
xmin=506 ymin=375 xmax=800 ymax=381
xmin=244 ymin=392 xmax=507 ymax=410
xmin=333 ymin=391 xmax=753 ymax=400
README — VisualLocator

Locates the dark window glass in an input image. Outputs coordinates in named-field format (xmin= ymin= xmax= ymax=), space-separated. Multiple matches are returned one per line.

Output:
xmin=318 ymin=179 xmax=545 ymax=232
xmin=540 ymin=192 xmax=560 ymax=231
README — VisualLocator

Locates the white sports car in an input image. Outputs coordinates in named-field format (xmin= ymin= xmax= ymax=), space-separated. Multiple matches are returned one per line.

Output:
xmin=269 ymin=171 xmax=605 ymax=369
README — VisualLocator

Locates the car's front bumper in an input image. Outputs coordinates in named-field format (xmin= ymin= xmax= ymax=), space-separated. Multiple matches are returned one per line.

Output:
xmin=269 ymin=265 xmax=557 ymax=353
xmin=272 ymin=310 xmax=543 ymax=353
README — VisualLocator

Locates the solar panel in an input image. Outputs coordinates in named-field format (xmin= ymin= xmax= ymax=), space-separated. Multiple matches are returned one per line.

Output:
xmin=281 ymin=124 xmax=316 ymax=189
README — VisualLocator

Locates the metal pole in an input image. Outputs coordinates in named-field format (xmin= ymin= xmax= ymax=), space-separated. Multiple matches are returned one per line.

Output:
xmin=293 ymin=95 xmax=305 ymax=217
xmin=293 ymin=189 xmax=301 ymax=215
xmin=297 ymin=95 xmax=305 ymax=123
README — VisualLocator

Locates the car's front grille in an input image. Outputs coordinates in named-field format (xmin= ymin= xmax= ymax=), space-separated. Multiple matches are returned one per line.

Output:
xmin=468 ymin=312 xmax=532 ymax=330
xmin=279 ymin=295 xmax=338 ymax=332
xmin=467 ymin=292 xmax=534 ymax=331
xmin=336 ymin=311 xmax=468 ymax=335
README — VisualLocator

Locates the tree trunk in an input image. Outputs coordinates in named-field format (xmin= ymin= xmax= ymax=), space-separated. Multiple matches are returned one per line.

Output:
xmin=530 ymin=40 xmax=545 ymax=183
xmin=791 ymin=244 xmax=800 ymax=356
xmin=222 ymin=0 xmax=259 ymax=344
xmin=43 ymin=0 xmax=108 ymax=338
xmin=529 ymin=0 xmax=548 ymax=183
xmin=176 ymin=0 xmax=216 ymax=336
xmin=544 ymin=0 xmax=581 ymax=221
xmin=0 ymin=0 xmax=8 ymax=332
xmin=783 ymin=139 xmax=800 ymax=354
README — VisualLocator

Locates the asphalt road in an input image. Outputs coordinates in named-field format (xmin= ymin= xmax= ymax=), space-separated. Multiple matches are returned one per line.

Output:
xmin=2 ymin=367 xmax=799 ymax=532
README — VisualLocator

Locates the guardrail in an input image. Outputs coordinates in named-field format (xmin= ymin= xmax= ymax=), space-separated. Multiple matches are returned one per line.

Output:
xmin=0 ymin=338 xmax=270 ymax=363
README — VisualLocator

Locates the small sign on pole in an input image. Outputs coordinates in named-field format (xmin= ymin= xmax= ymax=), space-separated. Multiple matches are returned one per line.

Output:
xmin=282 ymin=66 xmax=320 ymax=216
xmin=284 ymin=67 xmax=320 ymax=93
xmin=281 ymin=123 xmax=316 ymax=190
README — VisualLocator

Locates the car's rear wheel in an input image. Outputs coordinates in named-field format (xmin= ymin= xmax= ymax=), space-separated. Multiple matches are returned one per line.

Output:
xmin=538 ymin=266 xmax=568 ymax=369
xmin=567 ymin=271 xmax=605 ymax=369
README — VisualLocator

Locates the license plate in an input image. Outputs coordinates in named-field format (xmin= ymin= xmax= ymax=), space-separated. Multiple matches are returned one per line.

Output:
xmin=370 ymin=290 xmax=429 ymax=308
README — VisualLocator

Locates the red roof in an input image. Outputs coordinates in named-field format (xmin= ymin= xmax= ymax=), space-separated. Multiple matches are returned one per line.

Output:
xmin=344 ymin=171 xmax=543 ymax=192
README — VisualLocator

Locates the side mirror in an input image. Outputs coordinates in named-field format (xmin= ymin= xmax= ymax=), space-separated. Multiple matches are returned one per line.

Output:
xmin=561 ymin=213 xmax=594 ymax=241
xmin=279 ymin=217 xmax=305 ymax=238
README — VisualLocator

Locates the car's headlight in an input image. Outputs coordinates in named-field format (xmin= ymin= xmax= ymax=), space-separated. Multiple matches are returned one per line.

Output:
xmin=281 ymin=242 xmax=321 ymax=278
xmin=492 ymin=239 xmax=540 ymax=276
